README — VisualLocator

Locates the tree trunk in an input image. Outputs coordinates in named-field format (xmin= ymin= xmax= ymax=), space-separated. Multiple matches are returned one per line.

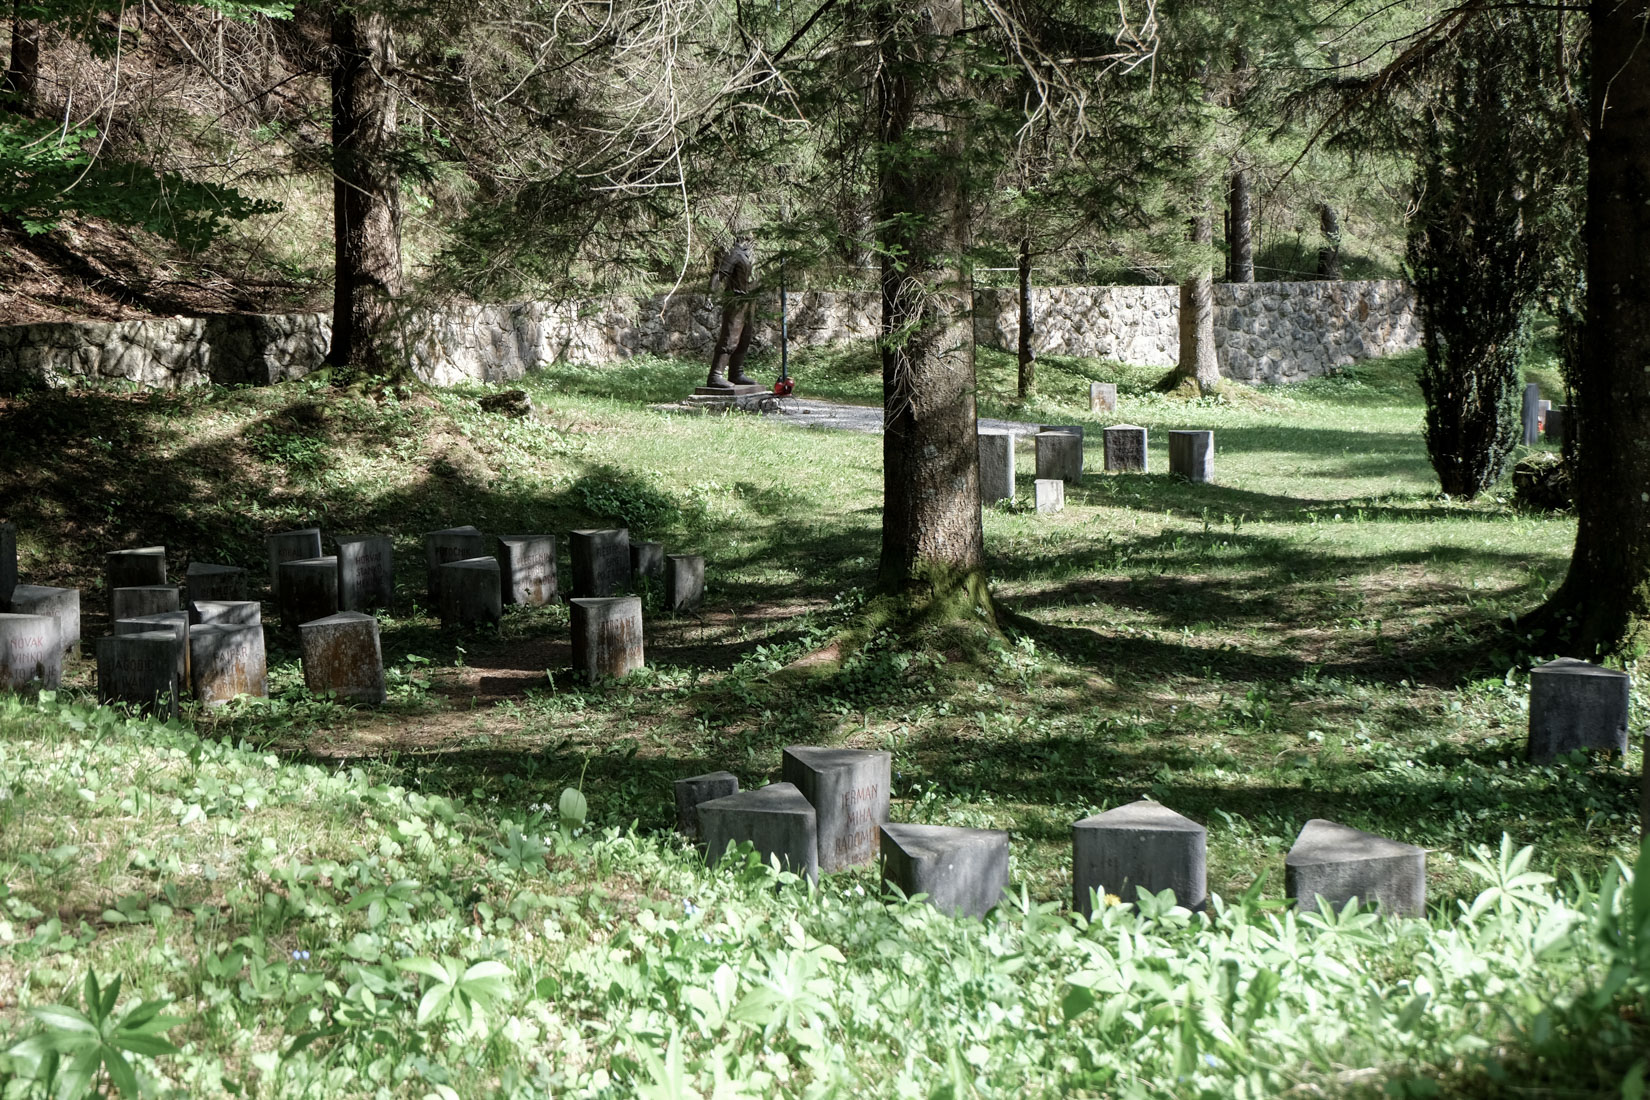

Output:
xmin=1176 ymin=211 xmax=1220 ymax=394
xmin=1017 ymin=235 xmax=1035 ymax=397
xmin=1316 ymin=204 xmax=1343 ymax=279
xmin=874 ymin=0 xmax=987 ymax=604
xmin=1542 ymin=0 xmax=1650 ymax=656
xmin=1227 ymin=169 xmax=1253 ymax=283
xmin=3 ymin=0 xmax=39 ymax=115
xmin=328 ymin=2 xmax=403 ymax=374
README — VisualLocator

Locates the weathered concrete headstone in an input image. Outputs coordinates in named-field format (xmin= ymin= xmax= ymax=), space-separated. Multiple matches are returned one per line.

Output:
xmin=1103 ymin=424 xmax=1148 ymax=473
xmin=299 ymin=611 xmax=386 ymax=704
xmin=880 ymin=823 xmax=1010 ymax=919
xmin=1521 ymin=383 xmax=1542 ymax=446
xmin=0 ymin=521 xmax=15 ymax=607
xmin=570 ymin=528 xmax=631 ymax=598
xmin=631 ymin=541 xmax=665 ymax=585
xmin=1035 ymin=431 xmax=1083 ymax=484
xmin=335 ymin=535 xmax=394 ymax=613
xmin=781 ymin=746 xmax=891 ymax=872
xmin=1090 ymin=382 xmax=1117 ymax=413
xmin=193 ymin=600 xmax=261 ymax=626
xmin=266 ymin=529 xmax=322 ymax=601
xmin=697 ymin=782 xmax=819 ymax=882
xmin=1544 ymin=405 xmax=1569 ymax=446
xmin=106 ymin=547 xmax=167 ymax=593
xmin=665 ymin=554 xmax=705 ymax=612
xmin=424 ymin=526 xmax=488 ymax=601
xmin=185 ymin=562 xmax=248 ymax=604
xmin=497 ymin=536 xmax=557 ymax=606
xmin=111 ymin=585 xmax=181 ymax=622
xmin=439 ymin=557 xmax=503 ymax=627
xmin=1528 ymin=657 xmax=1631 ymax=764
xmin=570 ymin=596 xmax=643 ymax=679
xmin=674 ymin=771 xmax=740 ymax=837
xmin=0 ymin=613 xmax=62 ymax=690
xmin=97 ymin=632 xmax=178 ymax=716
xmin=278 ymin=557 xmax=339 ymax=631
xmin=1073 ymin=800 xmax=1207 ymax=916
xmin=1285 ymin=818 xmax=1426 ymax=917
xmin=115 ymin=612 xmax=190 ymax=685
xmin=1034 ymin=479 xmax=1064 ymax=513
xmin=978 ymin=430 xmax=1015 ymax=503
xmin=8 ymin=585 xmax=79 ymax=654
xmin=1168 ymin=430 xmax=1214 ymax=483
xmin=189 ymin=623 xmax=268 ymax=706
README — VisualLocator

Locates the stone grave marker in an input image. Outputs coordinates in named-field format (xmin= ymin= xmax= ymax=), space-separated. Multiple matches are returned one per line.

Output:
xmin=279 ymin=557 xmax=339 ymax=631
xmin=300 ymin=611 xmax=386 ymax=704
xmin=631 ymin=541 xmax=665 ymax=585
xmin=880 ymin=823 xmax=1010 ymax=919
xmin=1089 ymin=383 xmax=1117 ymax=413
xmin=665 ymin=554 xmax=704 ymax=612
xmin=674 ymin=771 xmax=740 ymax=837
xmin=0 ymin=521 xmax=15 ymax=606
xmin=977 ymin=430 xmax=1015 ymax=503
xmin=1040 ymin=423 xmax=1084 ymax=443
xmin=1035 ymin=479 xmax=1064 ymax=513
xmin=781 ymin=746 xmax=891 ymax=872
xmin=425 ymin=526 xmax=488 ymax=601
xmin=1035 ymin=431 xmax=1083 ymax=484
xmin=1103 ymin=424 xmax=1148 ymax=473
xmin=111 ymin=585 xmax=181 ymax=622
xmin=497 ymin=536 xmax=557 ymax=606
xmin=1168 ymin=430 xmax=1214 ymax=483
xmin=97 ymin=632 xmax=178 ymax=717
xmin=8 ymin=585 xmax=79 ymax=654
xmin=336 ymin=535 xmax=394 ymax=613
xmin=1073 ymin=800 xmax=1207 ymax=916
xmin=1528 ymin=657 xmax=1631 ymax=764
xmin=570 ymin=528 xmax=631 ymax=598
xmin=0 ymin=613 xmax=62 ymax=690
xmin=1544 ymin=405 xmax=1570 ymax=446
xmin=189 ymin=623 xmax=268 ymax=706
xmin=266 ymin=529 xmax=322 ymax=601
xmin=570 ymin=596 xmax=643 ymax=679
xmin=194 ymin=600 xmax=261 ymax=626
xmin=116 ymin=612 xmax=190 ymax=685
xmin=1285 ymin=818 xmax=1425 ymax=917
xmin=106 ymin=547 xmax=167 ymax=593
xmin=186 ymin=562 xmax=248 ymax=603
xmin=697 ymin=783 xmax=819 ymax=882
xmin=439 ymin=557 xmax=503 ymax=627
xmin=1522 ymin=383 xmax=1542 ymax=446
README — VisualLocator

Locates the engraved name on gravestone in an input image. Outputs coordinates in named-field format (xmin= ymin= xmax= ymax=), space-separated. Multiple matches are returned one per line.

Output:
xmin=781 ymin=746 xmax=891 ymax=872
xmin=97 ymin=632 xmax=178 ymax=717
xmin=0 ymin=613 xmax=62 ymax=690
xmin=570 ymin=596 xmax=643 ymax=679
xmin=336 ymin=535 xmax=395 ymax=613
xmin=189 ymin=623 xmax=268 ymax=706
xmin=1103 ymin=424 xmax=1148 ymax=473
xmin=497 ymin=536 xmax=557 ymax=606
xmin=300 ymin=611 xmax=386 ymax=704
xmin=8 ymin=585 xmax=79 ymax=654
xmin=116 ymin=612 xmax=190 ymax=685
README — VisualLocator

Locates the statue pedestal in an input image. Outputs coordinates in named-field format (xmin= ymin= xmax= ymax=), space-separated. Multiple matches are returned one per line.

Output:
xmin=682 ymin=386 xmax=776 ymax=412
xmin=692 ymin=385 xmax=766 ymax=397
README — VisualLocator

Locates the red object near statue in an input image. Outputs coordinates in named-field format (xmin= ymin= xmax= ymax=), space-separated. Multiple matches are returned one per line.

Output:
xmin=773 ymin=378 xmax=794 ymax=396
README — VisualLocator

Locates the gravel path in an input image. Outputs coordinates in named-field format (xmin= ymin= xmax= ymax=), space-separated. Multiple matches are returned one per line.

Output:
xmin=765 ymin=397 xmax=1045 ymax=437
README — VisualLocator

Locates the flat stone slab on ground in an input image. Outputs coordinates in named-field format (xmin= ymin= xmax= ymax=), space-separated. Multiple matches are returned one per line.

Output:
xmin=106 ymin=547 xmax=167 ymax=592
xmin=0 ymin=612 xmax=62 ymax=690
xmin=424 ymin=526 xmax=488 ymax=601
xmin=189 ymin=623 xmax=268 ymax=706
xmin=97 ymin=631 xmax=178 ymax=716
xmin=300 ymin=611 xmax=386 ymax=704
xmin=1073 ymin=800 xmax=1207 ymax=916
xmin=115 ymin=612 xmax=190 ymax=684
xmin=781 ymin=746 xmax=891 ymax=872
xmin=1035 ymin=479 xmax=1064 ymax=513
xmin=1103 ymin=425 xmax=1148 ymax=473
xmin=570 ymin=528 xmax=631 ymax=598
xmin=440 ymin=557 xmax=503 ymax=627
xmin=880 ymin=823 xmax=1010 ymax=919
xmin=697 ymin=782 xmax=819 ymax=882
xmin=111 ymin=585 xmax=181 ymax=622
xmin=186 ymin=562 xmax=248 ymax=603
xmin=8 ymin=585 xmax=79 ymax=654
xmin=1168 ymin=430 xmax=1214 ymax=483
xmin=1035 ymin=431 xmax=1083 ymax=483
xmin=570 ymin=596 xmax=643 ymax=679
xmin=194 ymin=600 xmax=261 ymax=626
xmin=336 ymin=535 xmax=394 ymax=613
xmin=665 ymin=554 xmax=704 ymax=612
xmin=978 ymin=430 xmax=1015 ymax=503
xmin=497 ymin=536 xmax=557 ymax=606
xmin=1528 ymin=657 xmax=1631 ymax=763
xmin=1285 ymin=818 xmax=1426 ymax=917
xmin=674 ymin=771 xmax=740 ymax=837
xmin=266 ymin=529 xmax=322 ymax=600
xmin=279 ymin=557 xmax=339 ymax=631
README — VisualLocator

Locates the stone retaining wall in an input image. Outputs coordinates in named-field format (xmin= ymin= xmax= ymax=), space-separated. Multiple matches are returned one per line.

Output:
xmin=0 ymin=279 xmax=1416 ymax=392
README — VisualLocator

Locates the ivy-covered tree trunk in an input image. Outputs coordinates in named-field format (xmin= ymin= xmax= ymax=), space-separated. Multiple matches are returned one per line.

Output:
xmin=3 ymin=1 xmax=38 ymax=115
xmin=1544 ymin=0 xmax=1650 ymax=655
xmin=328 ymin=1 xmax=403 ymax=375
xmin=873 ymin=0 xmax=987 ymax=606
xmin=1176 ymin=209 xmax=1219 ymax=393
xmin=1017 ymin=234 xmax=1035 ymax=397
xmin=1227 ymin=169 xmax=1253 ymax=283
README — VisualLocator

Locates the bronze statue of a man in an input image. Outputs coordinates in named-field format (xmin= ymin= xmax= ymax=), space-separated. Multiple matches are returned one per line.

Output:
xmin=706 ymin=238 xmax=756 ymax=390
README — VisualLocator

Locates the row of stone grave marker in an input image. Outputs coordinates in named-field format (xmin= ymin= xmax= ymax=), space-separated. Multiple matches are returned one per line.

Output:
xmin=978 ymin=424 xmax=1216 ymax=514
xmin=671 ymin=746 xmax=1429 ymax=919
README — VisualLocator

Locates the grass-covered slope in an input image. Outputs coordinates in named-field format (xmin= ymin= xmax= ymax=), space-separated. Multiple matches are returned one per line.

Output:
xmin=0 ymin=696 xmax=1645 ymax=1099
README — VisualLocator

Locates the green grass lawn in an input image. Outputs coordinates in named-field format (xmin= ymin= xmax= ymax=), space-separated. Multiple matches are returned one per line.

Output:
xmin=1 ymin=342 xmax=1644 ymax=1097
